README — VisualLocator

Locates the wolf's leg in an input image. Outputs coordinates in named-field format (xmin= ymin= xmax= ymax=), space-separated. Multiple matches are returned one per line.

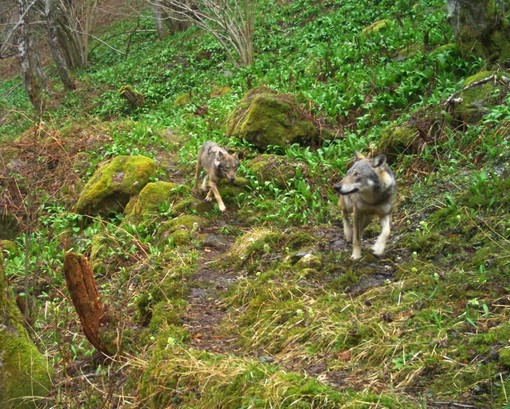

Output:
xmin=194 ymin=161 xmax=202 ymax=193
xmin=372 ymin=214 xmax=391 ymax=256
xmin=342 ymin=208 xmax=352 ymax=242
xmin=201 ymin=174 xmax=209 ymax=192
xmin=351 ymin=209 xmax=362 ymax=260
xmin=208 ymin=181 xmax=226 ymax=212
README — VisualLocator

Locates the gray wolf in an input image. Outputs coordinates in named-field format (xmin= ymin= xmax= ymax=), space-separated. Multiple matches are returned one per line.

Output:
xmin=194 ymin=141 xmax=240 ymax=212
xmin=334 ymin=152 xmax=396 ymax=260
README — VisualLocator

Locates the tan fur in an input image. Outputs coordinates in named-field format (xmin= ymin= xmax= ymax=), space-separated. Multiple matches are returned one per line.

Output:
xmin=194 ymin=141 xmax=240 ymax=212
xmin=334 ymin=151 xmax=396 ymax=260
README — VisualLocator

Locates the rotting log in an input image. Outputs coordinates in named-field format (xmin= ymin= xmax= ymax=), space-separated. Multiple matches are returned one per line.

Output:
xmin=119 ymin=85 xmax=145 ymax=108
xmin=63 ymin=252 xmax=114 ymax=356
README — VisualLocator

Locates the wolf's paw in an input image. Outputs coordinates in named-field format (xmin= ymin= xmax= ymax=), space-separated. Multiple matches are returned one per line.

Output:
xmin=219 ymin=203 xmax=226 ymax=212
xmin=372 ymin=244 xmax=385 ymax=257
xmin=351 ymin=250 xmax=362 ymax=260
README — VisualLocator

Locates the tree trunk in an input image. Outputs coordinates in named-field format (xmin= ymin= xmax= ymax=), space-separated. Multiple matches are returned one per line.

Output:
xmin=54 ymin=0 xmax=98 ymax=69
xmin=152 ymin=0 xmax=166 ymax=38
xmin=45 ymin=0 xmax=76 ymax=90
xmin=63 ymin=252 xmax=115 ymax=356
xmin=447 ymin=0 xmax=510 ymax=66
xmin=16 ymin=0 xmax=49 ymax=114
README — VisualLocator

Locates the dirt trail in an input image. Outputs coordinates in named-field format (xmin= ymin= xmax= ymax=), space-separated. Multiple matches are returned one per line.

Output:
xmin=181 ymin=225 xmax=241 ymax=354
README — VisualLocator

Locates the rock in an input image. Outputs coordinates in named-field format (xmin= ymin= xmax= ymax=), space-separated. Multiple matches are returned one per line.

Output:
xmin=226 ymin=87 xmax=332 ymax=151
xmin=75 ymin=155 xmax=158 ymax=216
xmin=378 ymin=125 xmax=419 ymax=159
xmin=452 ymin=70 xmax=508 ymax=123
xmin=0 ymin=253 xmax=53 ymax=408
xmin=0 ymin=240 xmax=16 ymax=257
xmin=124 ymin=181 xmax=179 ymax=223
xmin=157 ymin=214 xmax=209 ymax=246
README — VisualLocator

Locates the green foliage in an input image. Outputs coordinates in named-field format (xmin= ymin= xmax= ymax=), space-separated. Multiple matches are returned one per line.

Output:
xmin=3 ymin=0 xmax=510 ymax=407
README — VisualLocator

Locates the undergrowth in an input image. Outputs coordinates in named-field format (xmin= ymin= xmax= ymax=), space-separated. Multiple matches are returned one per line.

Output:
xmin=1 ymin=0 xmax=510 ymax=407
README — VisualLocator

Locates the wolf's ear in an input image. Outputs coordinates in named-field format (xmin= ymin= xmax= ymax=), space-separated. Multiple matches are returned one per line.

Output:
xmin=354 ymin=151 xmax=365 ymax=161
xmin=216 ymin=150 xmax=225 ymax=160
xmin=373 ymin=154 xmax=387 ymax=168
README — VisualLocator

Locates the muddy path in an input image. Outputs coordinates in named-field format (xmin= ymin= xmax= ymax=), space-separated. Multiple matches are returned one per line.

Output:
xmin=181 ymin=222 xmax=241 ymax=354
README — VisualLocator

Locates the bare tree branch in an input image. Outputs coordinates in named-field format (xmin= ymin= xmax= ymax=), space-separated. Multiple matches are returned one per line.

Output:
xmin=147 ymin=0 xmax=255 ymax=66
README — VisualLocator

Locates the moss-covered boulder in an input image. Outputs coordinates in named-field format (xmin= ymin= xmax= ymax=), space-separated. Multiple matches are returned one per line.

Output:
xmin=453 ymin=71 xmax=508 ymax=123
xmin=0 ymin=240 xmax=16 ymax=256
xmin=378 ymin=125 xmax=419 ymax=160
xmin=221 ymin=228 xmax=282 ymax=270
xmin=247 ymin=154 xmax=304 ymax=188
xmin=226 ymin=87 xmax=331 ymax=151
xmin=0 ymin=254 xmax=53 ymax=408
xmin=75 ymin=155 xmax=158 ymax=216
xmin=157 ymin=214 xmax=209 ymax=246
xmin=124 ymin=181 xmax=179 ymax=223
xmin=215 ymin=176 xmax=249 ymax=203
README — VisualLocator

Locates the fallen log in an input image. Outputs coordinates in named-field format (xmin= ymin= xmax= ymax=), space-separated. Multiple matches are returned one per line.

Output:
xmin=63 ymin=252 xmax=115 ymax=356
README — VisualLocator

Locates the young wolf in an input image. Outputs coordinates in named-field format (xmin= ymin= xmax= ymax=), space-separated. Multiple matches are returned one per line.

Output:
xmin=194 ymin=141 xmax=240 ymax=212
xmin=334 ymin=152 xmax=396 ymax=260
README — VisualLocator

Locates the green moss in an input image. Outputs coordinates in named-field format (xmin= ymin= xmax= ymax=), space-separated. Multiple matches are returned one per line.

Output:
xmin=215 ymin=176 xmax=249 ymax=202
xmin=174 ymin=92 xmax=192 ymax=106
xmin=453 ymin=70 xmax=507 ymax=123
xmin=226 ymin=87 xmax=322 ymax=150
xmin=124 ymin=181 xmax=181 ymax=224
xmin=499 ymin=348 xmax=510 ymax=368
xmin=361 ymin=19 xmax=392 ymax=36
xmin=222 ymin=228 xmax=282 ymax=270
xmin=148 ymin=301 xmax=186 ymax=333
xmin=0 ymin=240 xmax=16 ymax=256
xmin=1 ymin=255 xmax=53 ymax=408
xmin=75 ymin=155 xmax=158 ymax=216
xmin=378 ymin=124 xmax=419 ymax=158
xmin=157 ymin=214 xmax=208 ymax=246
xmin=138 ymin=345 xmax=410 ymax=408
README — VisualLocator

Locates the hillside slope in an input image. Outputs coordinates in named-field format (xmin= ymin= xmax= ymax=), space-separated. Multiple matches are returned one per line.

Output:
xmin=1 ymin=0 xmax=510 ymax=408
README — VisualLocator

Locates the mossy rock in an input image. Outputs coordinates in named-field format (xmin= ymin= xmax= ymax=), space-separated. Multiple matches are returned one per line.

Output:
xmin=172 ymin=196 xmax=210 ymax=215
xmin=247 ymin=154 xmax=304 ymax=188
xmin=215 ymin=176 xmax=249 ymax=202
xmin=0 ymin=255 xmax=53 ymax=408
xmin=0 ymin=240 xmax=16 ymax=256
xmin=362 ymin=19 xmax=392 ymax=36
xmin=222 ymin=228 xmax=282 ymax=269
xmin=378 ymin=124 xmax=419 ymax=159
xmin=76 ymin=155 xmax=158 ymax=216
xmin=89 ymin=234 xmax=116 ymax=275
xmin=124 ymin=181 xmax=180 ymax=223
xmin=226 ymin=87 xmax=331 ymax=151
xmin=157 ymin=214 xmax=209 ymax=246
xmin=453 ymin=70 xmax=507 ymax=123
xmin=294 ymin=253 xmax=323 ymax=270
